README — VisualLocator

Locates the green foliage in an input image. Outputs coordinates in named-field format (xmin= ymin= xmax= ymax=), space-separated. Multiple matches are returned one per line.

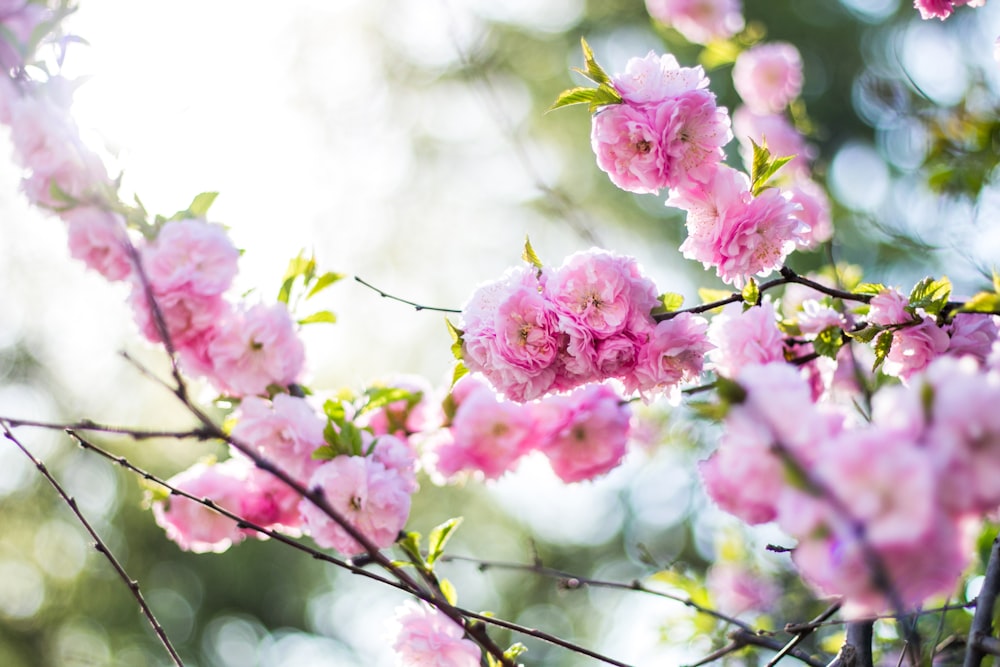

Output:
xmin=873 ymin=330 xmax=893 ymax=371
xmin=445 ymin=318 xmax=465 ymax=361
xmin=853 ymin=282 xmax=886 ymax=296
xmin=427 ymin=517 xmax=463 ymax=568
xmin=548 ymin=38 xmax=623 ymax=113
xmin=697 ymin=287 xmax=733 ymax=306
xmin=812 ymin=326 xmax=843 ymax=360
xmin=749 ymin=139 xmax=794 ymax=196
xmin=521 ymin=236 xmax=544 ymax=273
xmin=651 ymin=292 xmax=685 ymax=315
xmin=907 ymin=276 xmax=951 ymax=316
xmin=741 ymin=277 xmax=760 ymax=306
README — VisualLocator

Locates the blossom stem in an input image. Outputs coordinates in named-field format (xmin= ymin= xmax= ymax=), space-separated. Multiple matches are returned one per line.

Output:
xmin=354 ymin=276 xmax=462 ymax=313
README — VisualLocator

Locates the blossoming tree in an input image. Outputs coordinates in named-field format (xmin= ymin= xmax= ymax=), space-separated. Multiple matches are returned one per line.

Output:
xmin=3 ymin=0 xmax=1000 ymax=666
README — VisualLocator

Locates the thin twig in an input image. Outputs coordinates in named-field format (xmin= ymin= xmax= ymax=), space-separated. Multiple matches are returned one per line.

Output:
xmin=0 ymin=415 xmax=212 ymax=440
xmin=68 ymin=429 xmax=631 ymax=666
xmin=766 ymin=603 xmax=841 ymax=667
xmin=353 ymin=276 xmax=462 ymax=313
xmin=1 ymin=422 xmax=185 ymax=667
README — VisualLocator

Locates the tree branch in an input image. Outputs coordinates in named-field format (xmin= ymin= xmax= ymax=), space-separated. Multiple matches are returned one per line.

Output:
xmin=1 ymin=422 xmax=185 ymax=667
xmin=964 ymin=535 xmax=1000 ymax=667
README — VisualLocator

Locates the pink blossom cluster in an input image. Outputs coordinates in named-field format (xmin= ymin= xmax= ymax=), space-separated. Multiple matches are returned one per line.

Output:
xmin=0 ymin=1 xmax=52 ymax=71
xmin=668 ymin=166 xmax=808 ymax=287
xmin=867 ymin=287 xmax=998 ymax=381
xmin=461 ymin=248 xmax=711 ymax=402
xmin=701 ymin=358 xmax=1000 ymax=615
xmin=732 ymin=43 xmax=803 ymax=115
xmin=914 ymin=0 xmax=986 ymax=20
xmin=155 ymin=393 xmax=419 ymax=556
xmin=389 ymin=601 xmax=482 ymax=667
xmin=591 ymin=52 xmax=732 ymax=195
xmin=429 ymin=376 xmax=633 ymax=484
xmin=644 ymin=0 xmax=744 ymax=45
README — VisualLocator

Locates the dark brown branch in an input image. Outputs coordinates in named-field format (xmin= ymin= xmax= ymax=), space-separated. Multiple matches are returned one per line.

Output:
xmin=1 ymin=422 xmax=185 ymax=667
xmin=827 ymin=622 xmax=874 ymax=667
xmin=766 ymin=603 xmax=841 ymax=667
xmin=964 ymin=536 xmax=1000 ymax=667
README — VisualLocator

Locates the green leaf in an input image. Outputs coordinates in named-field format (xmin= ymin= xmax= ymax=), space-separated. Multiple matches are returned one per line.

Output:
xmin=698 ymin=287 xmax=734 ymax=306
xmin=741 ymin=278 xmax=760 ymax=306
xmin=589 ymin=82 xmax=623 ymax=112
xmin=306 ymin=271 xmax=345 ymax=299
xmin=579 ymin=37 xmax=611 ymax=85
xmin=699 ymin=38 xmax=742 ymax=70
xmin=439 ymin=577 xmax=458 ymax=606
xmin=873 ymin=330 xmax=893 ymax=371
xmin=361 ymin=387 xmax=420 ymax=414
xmin=298 ymin=310 xmax=337 ymax=325
xmin=853 ymin=282 xmax=886 ymax=296
xmin=652 ymin=292 xmax=684 ymax=315
xmin=547 ymin=86 xmax=597 ymax=112
xmin=503 ymin=643 xmax=529 ymax=662
xmin=311 ymin=445 xmax=337 ymax=461
xmin=450 ymin=361 xmax=469 ymax=389
xmin=339 ymin=421 xmax=366 ymax=456
xmin=427 ymin=517 xmax=463 ymax=567
xmin=323 ymin=398 xmax=347 ymax=422
xmin=445 ymin=318 xmax=465 ymax=361
xmin=993 ymin=269 xmax=1000 ymax=295
xmin=688 ymin=400 xmax=730 ymax=421
xmin=908 ymin=276 xmax=952 ymax=316
xmin=397 ymin=532 xmax=426 ymax=570
xmin=813 ymin=326 xmax=844 ymax=360
xmin=187 ymin=191 xmax=219 ymax=218
xmin=278 ymin=251 xmax=317 ymax=304
xmin=961 ymin=291 xmax=1000 ymax=314
xmin=845 ymin=325 xmax=881 ymax=344
xmin=522 ymin=236 xmax=543 ymax=272
xmin=749 ymin=139 xmax=795 ymax=196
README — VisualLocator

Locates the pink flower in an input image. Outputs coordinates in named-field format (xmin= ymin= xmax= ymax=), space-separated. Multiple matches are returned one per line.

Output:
xmin=672 ymin=165 xmax=805 ymax=286
xmin=208 ymin=302 xmax=305 ymax=397
xmin=142 ymin=219 xmax=239 ymax=297
xmin=591 ymin=102 xmax=670 ymax=194
xmin=612 ymin=51 xmax=708 ymax=104
xmin=8 ymin=90 xmax=111 ymax=208
xmin=732 ymin=42 xmax=803 ymax=113
xmin=629 ymin=313 xmax=711 ymax=397
xmin=546 ymin=249 xmax=649 ymax=339
xmin=231 ymin=394 xmax=325 ymax=483
xmin=357 ymin=375 xmax=439 ymax=439
xmin=153 ymin=459 xmax=249 ymax=553
xmin=431 ymin=382 xmax=537 ymax=480
xmin=707 ymin=301 xmax=785 ymax=378
xmin=787 ymin=179 xmax=833 ymax=248
xmin=0 ymin=2 xmax=49 ymax=70
xmin=644 ymin=0 xmax=745 ymax=45
xmin=62 ymin=206 xmax=133 ymax=281
xmin=240 ymin=466 xmax=304 ymax=535
xmin=946 ymin=313 xmax=999 ymax=363
xmin=867 ymin=288 xmax=911 ymax=326
xmin=371 ymin=434 xmax=419 ymax=494
xmin=390 ymin=601 xmax=482 ymax=667
xmin=706 ymin=563 xmax=779 ymax=616
xmin=299 ymin=455 xmax=412 ymax=555
xmin=534 ymin=384 xmax=631 ymax=483
xmin=130 ymin=282 xmax=229 ymax=349
xmin=591 ymin=89 xmax=730 ymax=194
xmin=796 ymin=300 xmax=845 ymax=336
xmin=882 ymin=317 xmax=950 ymax=381
xmin=914 ymin=0 xmax=985 ymax=20
xmin=494 ymin=286 xmax=559 ymax=371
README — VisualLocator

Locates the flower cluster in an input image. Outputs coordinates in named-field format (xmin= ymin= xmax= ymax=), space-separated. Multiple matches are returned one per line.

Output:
xmin=460 ymin=248 xmax=711 ymax=401
xmin=591 ymin=52 xmax=732 ymax=195
xmin=701 ymin=357 xmax=1000 ymax=615
xmin=644 ymin=0 xmax=744 ymax=45
xmin=429 ymin=376 xmax=633 ymax=484
xmin=914 ymin=0 xmax=986 ymax=20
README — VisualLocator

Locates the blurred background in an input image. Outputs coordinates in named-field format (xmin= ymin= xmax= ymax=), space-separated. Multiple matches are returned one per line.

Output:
xmin=1 ymin=0 xmax=1000 ymax=665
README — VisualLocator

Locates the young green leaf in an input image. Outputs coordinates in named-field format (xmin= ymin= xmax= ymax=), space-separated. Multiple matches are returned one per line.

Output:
xmin=427 ymin=517 xmax=463 ymax=567
xmin=361 ymin=387 xmax=420 ymax=414
xmin=445 ymin=318 xmax=465 ymax=361
xmin=306 ymin=271 xmax=346 ymax=299
xmin=908 ymin=276 xmax=951 ymax=316
xmin=873 ymin=330 xmax=893 ymax=371
xmin=547 ymin=86 xmax=597 ymax=112
xmin=845 ymin=324 xmax=881 ymax=344
xmin=187 ymin=191 xmax=219 ymax=218
xmin=450 ymin=361 xmax=469 ymax=388
xmin=578 ymin=37 xmax=611 ymax=85
xmin=397 ymin=532 xmax=426 ymax=570
xmin=298 ymin=310 xmax=337 ymax=325
xmin=503 ymin=643 xmax=529 ymax=662
xmin=853 ymin=282 xmax=887 ymax=296
xmin=749 ymin=139 xmax=795 ymax=196
xmin=310 ymin=445 xmax=337 ymax=461
xmin=589 ymin=82 xmax=623 ymax=112
xmin=522 ymin=236 xmax=544 ymax=272
xmin=654 ymin=292 xmax=685 ymax=313
xmin=960 ymin=291 xmax=1000 ymax=314
xmin=698 ymin=287 xmax=734 ymax=305
xmin=439 ymin=577 xmax=458 ymax=606
xmin=741 ymin=277 xmax=760 ymax=306
xmin=813 ymin=326 xmax=844 ymax=359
